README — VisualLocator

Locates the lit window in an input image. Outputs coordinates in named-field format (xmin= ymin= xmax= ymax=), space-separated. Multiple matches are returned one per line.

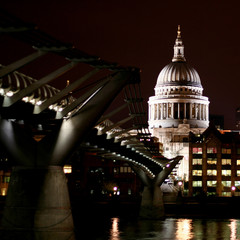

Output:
xmin=222 ymin=148 xmax=231 ymax=154
xmin=192 ymin=159 xmax=202 ymax=165
xmin=192 ymin=181 xmax=202 ymax=187
xmin=235 ymin=181 xmax=240 ymax=187
xmin=113 ymin=168 xmax=119 ymax=174
xmin=207 ymin=147 xmax=217 ymax=154
xmin=192 ymin=170 xmax=202 ymax=176
xmin=237 ymin=160 xmax=240 ymax=165
xmin=192 ymin=147 xmax=202 ymax=154
xmin=1 ymin=188 xmax=7 ymax=196
xmin=237 ymin=170 xmax=240 ymax=176
xmin=222 ymin=170 xmax=231 ymax=176
xmin=207 ymin=170 xmax=217 ymax=176
xmin=207 ymin=192 xmax=217 ymax=196
xmin=63 ymin=165 xmax=72 ymax=174
xmin=222 ymin=181 xmax=231 ymax=187
xmin=207 ymin=181 xmax=217 ymax=187
xmin=120 ymin=166 xmax=131 ymax=173
xmin=3 ymin=176 xmax=10 ymax=183
xmin=222 ymin=159 xmax=231 ymax=165
xmin=222 ymin=192 xmax=231 ymax=196
xmin=207 ymin=158 xmax=217 ymax=165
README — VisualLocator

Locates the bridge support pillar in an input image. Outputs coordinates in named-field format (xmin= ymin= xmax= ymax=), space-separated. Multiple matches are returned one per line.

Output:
xmin=139 ymin=185 xmax=165 ymax=219
xmin=0 ymin=166 xmax=75 ymax=240
xmin=130 ymin=156 xmax=182 ymax=219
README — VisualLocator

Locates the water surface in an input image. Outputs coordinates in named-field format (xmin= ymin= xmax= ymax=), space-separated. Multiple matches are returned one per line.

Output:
xmin=76 ymin=217 xmax=240 ymax=240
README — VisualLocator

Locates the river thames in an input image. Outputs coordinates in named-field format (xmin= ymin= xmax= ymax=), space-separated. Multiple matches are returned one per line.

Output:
xmin=76 ymin=217 xmax=240 ymax=240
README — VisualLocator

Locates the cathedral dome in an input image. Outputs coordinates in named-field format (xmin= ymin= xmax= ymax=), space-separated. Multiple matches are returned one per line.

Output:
xmin=156 ymin=62 xmax=202 ymax=88
xmin=155 ymin=25 xmax=202 ymax=90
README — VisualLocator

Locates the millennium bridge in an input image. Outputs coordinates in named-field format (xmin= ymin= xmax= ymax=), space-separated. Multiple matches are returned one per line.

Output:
xmin=0 ymin=10 xmax=182 ymax=240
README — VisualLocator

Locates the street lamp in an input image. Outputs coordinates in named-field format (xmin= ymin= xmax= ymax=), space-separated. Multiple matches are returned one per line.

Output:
xmin=231 ymin=186 xmax=236 ymax=196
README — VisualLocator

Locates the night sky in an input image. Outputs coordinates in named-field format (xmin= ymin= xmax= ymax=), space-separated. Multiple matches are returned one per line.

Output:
xmin=1 ymin=1 xmax=240 ymax=129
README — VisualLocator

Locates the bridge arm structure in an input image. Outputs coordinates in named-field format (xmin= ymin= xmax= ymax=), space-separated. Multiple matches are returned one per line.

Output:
xmin=0 ymin=68 xmax=138 ymax=240
xmin=130 ymin=157 xmax=182 ymax=219
xmin=85 ymin=124 xmax=183 ymax=219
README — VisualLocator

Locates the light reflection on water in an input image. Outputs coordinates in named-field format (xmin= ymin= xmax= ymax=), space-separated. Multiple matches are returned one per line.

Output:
xmin=105 ymin=218 xmax=240 ymax=240
xmin=230 ymin=219 xmax=237 ymax=240
xmin=176 ymin=219 xmax=193 ymax=240
xmin=110 ymin=218 xmax=120 ymax=240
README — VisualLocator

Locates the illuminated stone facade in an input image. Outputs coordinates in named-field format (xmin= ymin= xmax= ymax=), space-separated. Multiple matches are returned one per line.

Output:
xmin=148 ymin=26 xmax=209 ymax=181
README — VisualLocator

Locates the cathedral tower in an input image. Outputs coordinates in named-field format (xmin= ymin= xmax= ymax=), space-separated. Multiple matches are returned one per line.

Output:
xmin=148 ymin=26 xmax=209 ymax=181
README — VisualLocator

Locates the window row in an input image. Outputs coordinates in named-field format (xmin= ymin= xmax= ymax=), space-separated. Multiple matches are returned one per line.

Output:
xmin=114 ymin=167 xmax=133 ymax=174
xmin=192 ymin=181 xmax=240 ymax=188
xmin=192 ymin=147 xmax=240 ymax=154
xmin=192 ymin=169 xmax=240 ymax=176
xmin=192 ymin=159 xmax=240 ymax=165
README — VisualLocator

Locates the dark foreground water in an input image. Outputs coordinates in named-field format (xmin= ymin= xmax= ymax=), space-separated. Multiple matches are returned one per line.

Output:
xmin=76 ymin=217 xmax=240 ymax=240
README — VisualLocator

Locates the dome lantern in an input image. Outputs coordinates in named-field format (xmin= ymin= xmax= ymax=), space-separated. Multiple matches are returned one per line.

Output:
xmin=172 ymin=25 xmax=186 ymax=62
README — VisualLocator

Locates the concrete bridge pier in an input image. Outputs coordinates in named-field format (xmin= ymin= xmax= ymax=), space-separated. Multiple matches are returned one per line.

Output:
xmin=140 ymin=185 xmax=165 ymax=219
xmin=132 ymin=156 xmax=182 ymax=219
xmin=0 ymin=166 xmax=75 ymax=240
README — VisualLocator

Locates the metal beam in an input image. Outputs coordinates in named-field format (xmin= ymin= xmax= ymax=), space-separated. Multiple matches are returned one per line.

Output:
xmin=55 ymin=74 xmax=112 ymax=119
xmin=155 ymin=156 xmax=183 ymax=187
xmin=33 ymin=68 xmax=98 ymax=114
xmin=96 ymin=103 xmax=128 ymax=125
xmin=98 ymin=116 xmax=134 ymax=135
xmin=0 ymin=51 xmax=46 ymax=78
xmin=116 ymin=135 xmax=137 ymax=141
xmin=107 ymin=126 xmax=136 ymax=139
xmin=41 ymin=70 xmax=133 ymax=164
xmin=3 ymin=62 xmax=77 ymax=107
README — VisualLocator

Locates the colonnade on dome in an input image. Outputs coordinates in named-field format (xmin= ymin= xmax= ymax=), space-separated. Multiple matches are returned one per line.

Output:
xmin=148 ymin=98 xmax=209 ymax=128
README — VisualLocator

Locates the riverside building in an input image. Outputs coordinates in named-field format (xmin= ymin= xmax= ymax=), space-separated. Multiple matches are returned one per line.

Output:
xmin=189 ymin=125 xmax=240 ymax=197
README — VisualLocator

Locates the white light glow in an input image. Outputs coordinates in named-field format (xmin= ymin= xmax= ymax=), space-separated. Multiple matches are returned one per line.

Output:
xmin=22 ymin=97 xmax=28 ymax=102
xmin=63 ymin=165 xmax=72 ymax=174
xmin=36 ymin=100 xmax=42 ymax=106
xmin=6 ymin=91 xmax=13 ymax=97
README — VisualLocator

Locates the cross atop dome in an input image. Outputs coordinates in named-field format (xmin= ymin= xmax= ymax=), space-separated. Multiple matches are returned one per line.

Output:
xmin=177 ymin=25 xmax=181 ymax=38
xmin=172 ymin=25 xmax=186 ymax=62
